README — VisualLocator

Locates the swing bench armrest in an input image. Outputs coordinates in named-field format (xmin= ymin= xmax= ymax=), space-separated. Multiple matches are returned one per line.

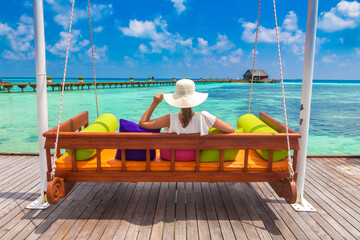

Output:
xmin=47 ymin=111 xmax=89 ymax=133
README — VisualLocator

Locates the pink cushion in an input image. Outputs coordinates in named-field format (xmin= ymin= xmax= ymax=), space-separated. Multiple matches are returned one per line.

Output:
xmin=160 ymin=149 xmax=196 ymax=161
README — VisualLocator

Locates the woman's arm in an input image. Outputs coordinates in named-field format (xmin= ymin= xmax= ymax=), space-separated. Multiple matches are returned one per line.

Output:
xmin=139 ymin=93 xmax=170 ymax=129
xmin=212 ymin=118 xmax=235 ymax=133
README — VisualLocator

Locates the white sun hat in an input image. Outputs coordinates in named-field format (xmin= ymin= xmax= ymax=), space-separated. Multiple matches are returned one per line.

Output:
xmin=164 ymin=79 xmax=208 ymax=108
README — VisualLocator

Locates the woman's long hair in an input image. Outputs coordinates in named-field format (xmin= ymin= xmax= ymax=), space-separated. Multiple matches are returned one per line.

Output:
xmin=181 ymin=108 xmax=193 ymax=128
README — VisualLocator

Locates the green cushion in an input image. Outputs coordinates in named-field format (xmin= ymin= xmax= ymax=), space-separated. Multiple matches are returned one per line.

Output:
xmin=237 ymin=114 xmax=287 ymax=162
xmin=199 ymin=128 xmax=243 ymax=162
xmin=67 ymin=113 xmax=118 ymax=161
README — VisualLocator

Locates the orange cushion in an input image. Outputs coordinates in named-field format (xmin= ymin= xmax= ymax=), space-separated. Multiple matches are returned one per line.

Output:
xmin=55 ymin=149 xmax=289 ymax=172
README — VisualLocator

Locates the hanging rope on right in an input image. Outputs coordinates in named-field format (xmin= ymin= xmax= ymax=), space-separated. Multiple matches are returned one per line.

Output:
xmin=272 ymin=0 xmax=294 ymax=179
xmin=248 ymin=0 xmax=261 ymax=114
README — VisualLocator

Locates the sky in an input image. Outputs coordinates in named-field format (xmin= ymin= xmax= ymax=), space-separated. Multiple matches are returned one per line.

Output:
xmin=0 ymin=0 xmax=359 ymax=80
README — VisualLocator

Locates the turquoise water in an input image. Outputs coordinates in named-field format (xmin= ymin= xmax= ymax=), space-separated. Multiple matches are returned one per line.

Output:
xmin=1 ymin=80 xmax=359 ymax=154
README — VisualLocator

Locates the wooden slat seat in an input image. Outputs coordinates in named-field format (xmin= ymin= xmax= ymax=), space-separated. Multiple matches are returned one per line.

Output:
xmin=55 ymin=149 xmax=289 ymax=172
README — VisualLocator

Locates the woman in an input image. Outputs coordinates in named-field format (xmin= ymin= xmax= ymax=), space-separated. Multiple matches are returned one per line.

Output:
xmin=139 ymin=79 xmax=234 ymax=135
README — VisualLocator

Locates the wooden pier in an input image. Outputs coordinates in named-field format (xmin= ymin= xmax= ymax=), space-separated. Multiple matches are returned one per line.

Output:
xmin=0 ymin=154 xmax=359 ymax=239
xmin=0 ymin=79 xmax=280 ymax=93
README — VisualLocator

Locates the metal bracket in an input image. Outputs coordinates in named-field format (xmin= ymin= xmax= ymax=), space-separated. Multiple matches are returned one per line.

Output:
xmin=26 ymin=196 xmax=50 ymax=210
xmin=291 ymin=197 xmax=317 ymax=212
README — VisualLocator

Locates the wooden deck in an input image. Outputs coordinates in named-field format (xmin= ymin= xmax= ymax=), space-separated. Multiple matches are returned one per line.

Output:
xmin=0 ymin=155 xmax=359 ymax=239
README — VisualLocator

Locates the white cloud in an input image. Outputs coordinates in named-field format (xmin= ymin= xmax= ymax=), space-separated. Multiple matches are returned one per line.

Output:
xmin=120 ymin=19 xmax=164 ymax=40
xmin=339 ymin=37 xmax=344 ymax=43
xmin=0 ymin=15 xmax=34 ymax=60
xmin=194 ymin=38 xmax=210 ymax=54
xmin=194 ymin=34 xmax=235 ymax=55
xmin=120 ymin=17 xmax=193 ymax=54
xmin=87 ymin=45 xmax=108 ymax=60
xmin=218 ymin=48 xmax=243 ymax=65
xmin=93 ymin=26 xmax=103 ymax=33
xmin=322 ymin=54 xmax=338 ymax=63
xmin=139 ymin=44 xmax=150 ymax=53
xmin=48 ymin=1 xmax=113 ymax=29
xmin=318 ymin=0 xmax=360 ymax=32
xmin=355 ymin=47 xmax=360 ymax=56
xmin=171 ymin=0 xmax=186 ymax=14
xmin=240 ymin=11 xmax=319 ymax=55
xmin=124 ymin=55 xmax=135 ymax=67
xmin=47 ymin=30 xmax=89 ymax=56
xmin=213 ymin=34 xmax=235 ymax=52
xmin=337 ymin=0 xmax=360 ymax=17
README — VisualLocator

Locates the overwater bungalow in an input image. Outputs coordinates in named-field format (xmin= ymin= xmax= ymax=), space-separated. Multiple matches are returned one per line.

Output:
xmin=243 ymin=69 xmax=269 ymax=83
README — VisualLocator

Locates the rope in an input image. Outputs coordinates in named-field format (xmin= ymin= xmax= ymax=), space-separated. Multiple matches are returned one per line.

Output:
xmin=87 ymin=0 xmax=99 ymax=118
xmin=51 ymin=0 xmax=75 ymax=180
xmin=273 ymin=0 xmax=294 ymax=179
xmin=248 ymin=0 xmax=261 ymax=114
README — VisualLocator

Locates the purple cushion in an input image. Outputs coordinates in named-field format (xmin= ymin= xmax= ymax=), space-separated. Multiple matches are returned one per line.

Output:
xmin=115 ymin=119 xmax=160 ymax=161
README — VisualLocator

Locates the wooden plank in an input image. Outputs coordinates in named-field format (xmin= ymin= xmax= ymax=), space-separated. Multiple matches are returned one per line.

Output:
xmin=208 ymin=183 xmax=236 ymax=240
xmin=306 ymin=163 xmax=360 ymax=211
xmin=146 ymin=149 xmax=150 ymax=172
xmin=193 ymin=182 xmax=211 ymax=240
xmin=0 ymin=165 xmax=40 ymax=206
xmin=121 ymin=149 xmax=126 ymax=172
xmin=86 ymin=183 xmax=130 ymax=240
xmin=196 ymin=149 xmax=200 ymax=172
xmin=0 ymin=178 xmax=40 ymax=219
xmin=185 ymin=182 xmax=199 ymax=240
xmin=18 ymin=183 xmax=103 ymax=240
xmin=171 ymin=149 xmax=175 ymax=172
xmin=96 ymin=148 xmax=101 ymax=172
xmin=305 ymin=169 xmax=360 ymax=218
xmin=305 ymin=184 xmax=360 ymax=238
xmin=0 ymin=182 xmax=83 ymax=240
xmin=111 ymin=182 xmax=145 ymax=239
xmin=244 ymin=149 xmax=249 ymax=172
xmin=241 ymin=183 xmax=284 ymax=240
xmin=303 ymin=191 xmax=356 ymax=240
xmin=137 ymin=182 xmax=161 ymax=240
xmin=225 ymin=182 xmax=260 ymax=240
xmin=311 ymin=158 xmax=360 ymax=186
xmin=0 ymin=157 xmax=37 ymax=186
xmin=250 ymin=183 xmax=297 ymax=240
xmin=61 ymin=183 xmax=120 ymax=240
xmin=220 ymin=149 xmax=224 ymax=172
xmin=175 ymin=182 xmax=186 ymax=240
xmin=149 ymin=182 xmax=169 ymax=240
xmin=37 ymin=182 xmax=113 ymax=240
xmin=71 ymin=149 xmax=76 ymax=171
xmin=201 ymin=182 xmax=224 ymax=239
xmin=124 ymin=182 xmax=153 ymax=240
xmin=232 ymin=183 xmax=272 ymax=240
xmin=0 ymin=189 xmax=40 ymax=238
xmin=215 ymin=182 xmax=248 ymax=239
xmin=257 ymin=182 xmax=316 ymax=240
xmin=268 ymin=150 xmax=273 ymax=172
xmin=307 ymin=159 xmax=360 ymax=200
xmin=99 ymin=183 xmax=137 ymax=240
xmin=162 ymin=182 xmax=176 ymax=239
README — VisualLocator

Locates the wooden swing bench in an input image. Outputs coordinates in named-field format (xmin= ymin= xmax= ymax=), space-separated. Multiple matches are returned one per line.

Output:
xmin=44 ymin=111 xmax=300 ymax=204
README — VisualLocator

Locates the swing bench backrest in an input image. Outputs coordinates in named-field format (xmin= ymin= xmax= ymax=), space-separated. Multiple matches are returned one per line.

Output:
xmin=44 ymin=111 xmax=300 ymax=183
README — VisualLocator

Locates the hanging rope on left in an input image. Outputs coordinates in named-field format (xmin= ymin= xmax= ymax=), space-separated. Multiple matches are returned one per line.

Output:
xmin=87 ymin=0 xmax=99 ymax=118
xmin=52 ymin=0 xmax=75 ymax=180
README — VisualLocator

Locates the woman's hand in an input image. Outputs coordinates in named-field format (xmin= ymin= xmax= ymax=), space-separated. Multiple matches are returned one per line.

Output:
xmin=153 ymin=93 xmax=164 ymax=105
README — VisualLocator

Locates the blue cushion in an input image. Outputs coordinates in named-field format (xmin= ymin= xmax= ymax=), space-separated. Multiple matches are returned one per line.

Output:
xmin=115 ymin=119 xmax=160 ymax=161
